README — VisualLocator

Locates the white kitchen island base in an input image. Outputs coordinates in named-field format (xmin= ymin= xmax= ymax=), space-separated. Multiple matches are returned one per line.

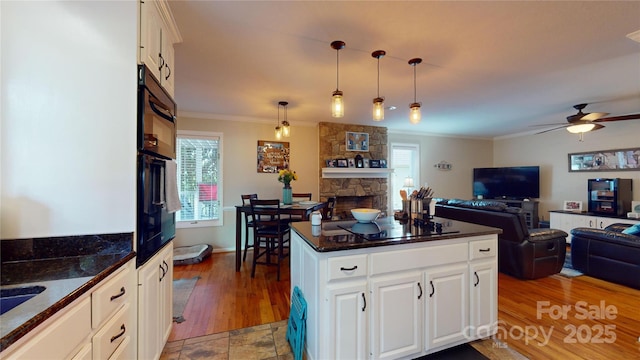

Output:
xmin=290 ymin=219 xmax=499 ymax=360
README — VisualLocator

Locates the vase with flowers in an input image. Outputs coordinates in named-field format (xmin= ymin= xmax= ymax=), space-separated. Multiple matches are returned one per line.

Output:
xmin=278 ymin=169 xmax=298 ymax=204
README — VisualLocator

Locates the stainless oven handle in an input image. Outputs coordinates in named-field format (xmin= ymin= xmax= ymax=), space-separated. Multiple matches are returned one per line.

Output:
xmin=148 ymin=96 xmax=175 ymax=122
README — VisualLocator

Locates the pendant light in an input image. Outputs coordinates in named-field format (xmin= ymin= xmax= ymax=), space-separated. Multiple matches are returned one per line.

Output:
xmin=275 ymin=102 xmax=283 ymax=140
xmin=372 ymin=50 xmax=386 ymax=121
xmin=408 ymin=58 xmax=422 ymax=124
xmin=280 ymin=101 xmax=290 ymax=137
xmin=331 ymin=40 xmax=346 ymax=118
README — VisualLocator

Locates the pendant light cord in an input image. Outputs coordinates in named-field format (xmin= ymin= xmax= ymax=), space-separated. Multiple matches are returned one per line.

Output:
xmin=336 ymin=49 xmax=340 ymax=91
xmin=413 ymin=65 xmax=417 ymax=103
xmin=377 ymin=57 xmax=381 ymax=98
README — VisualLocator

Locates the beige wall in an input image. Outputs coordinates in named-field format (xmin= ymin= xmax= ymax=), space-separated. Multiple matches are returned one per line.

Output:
xmin=176 ymin=114 xmax=638 ymax=251
xmin=388 ymin=133 xmax=494 ymax=200
xmin=175 ymin=115 xmax=319 ymax=251
xmin=494 ymin=121 xmax=640 ymax=222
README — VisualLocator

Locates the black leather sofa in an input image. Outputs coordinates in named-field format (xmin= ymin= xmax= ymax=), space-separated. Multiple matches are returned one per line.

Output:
xmin=435 ymin=199 xmax=568 ymax=279
xmin=570 ymin=223 xmax=640 ymax=289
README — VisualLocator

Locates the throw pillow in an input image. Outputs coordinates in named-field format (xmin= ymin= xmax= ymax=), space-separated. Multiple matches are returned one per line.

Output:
xmin=622 ymin=223 xmax=640 ymax=236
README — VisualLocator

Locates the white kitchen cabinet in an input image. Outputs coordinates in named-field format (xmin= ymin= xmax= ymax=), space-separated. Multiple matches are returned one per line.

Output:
xmin=326 ymin=281 xmax=368 ymax=359
xmin=2 ymin=259 xmax=137 ymax=360
xmin=139 ymin=0 xmax=181 ymax=97
xmin=424 ymin=264 xmax=468 ymax=351
xmin=137 ymin=242 xmax=173 ymax=360
xmin=550 ymin=211 xmax=639 ymax=243
xmin=290 ymin=231 xmax=497 ymax=360
xmin=468 ymin=239 xmax=498 ymax=339
xmin=370 ymin=272 xmax=422 ymax=360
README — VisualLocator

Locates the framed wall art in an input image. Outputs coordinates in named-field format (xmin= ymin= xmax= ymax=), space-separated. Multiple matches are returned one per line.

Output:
xmin=568 ymin=147 xmax=640 ymax=172
xmin=257 ymin=140 xmax=290 ymax=173
xmin=346 ymin=131 xmax=369 ymax=151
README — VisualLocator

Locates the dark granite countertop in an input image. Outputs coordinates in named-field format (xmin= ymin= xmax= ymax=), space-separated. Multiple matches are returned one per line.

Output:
xmin=291 ymin=216 xmax=502 ymax=252
xmin=0 ymin=232 xmax=134 ymax=352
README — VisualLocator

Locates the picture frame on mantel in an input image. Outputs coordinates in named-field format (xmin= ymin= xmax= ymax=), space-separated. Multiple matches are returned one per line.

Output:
xmin=346 ymin=131 xmax=369 ymax=151
xmin=568 ymin=147 xmax=640 ymax=172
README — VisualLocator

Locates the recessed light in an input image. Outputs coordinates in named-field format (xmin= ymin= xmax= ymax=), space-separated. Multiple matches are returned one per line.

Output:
xmin=387 ymin=106 xmax=397 ymax=111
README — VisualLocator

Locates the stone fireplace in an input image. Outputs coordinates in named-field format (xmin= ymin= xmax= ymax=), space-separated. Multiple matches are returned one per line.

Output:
xmin=318 ymin=122 xmax=389 ymax=218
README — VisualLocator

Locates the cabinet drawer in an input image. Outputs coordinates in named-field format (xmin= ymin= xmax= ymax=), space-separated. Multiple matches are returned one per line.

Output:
xmin=93 ymin=303 xmax=131 ymax=360
xmin=371 ymin=243 xmax=468 ymax=275
xmin=470 ymin=239 xmax=496 ymax=260
xmin=327 ymin=255 xmax=368 ymax=281
xmin=92 ymin=265 xmax=131 ymax=328
xmin=108 ymin=336 xmax=132 ymax=360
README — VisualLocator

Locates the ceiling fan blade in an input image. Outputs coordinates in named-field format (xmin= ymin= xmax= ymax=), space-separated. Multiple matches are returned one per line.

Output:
xmin=535 ymin=125 xmax=568 ymax=135
xmin=594 ymin=113 xmax=640 ymax=122
xmin=530 ymin=123 xmax=567 ymax=127
xmin=581 ymin=112 xmax=609 ymax=121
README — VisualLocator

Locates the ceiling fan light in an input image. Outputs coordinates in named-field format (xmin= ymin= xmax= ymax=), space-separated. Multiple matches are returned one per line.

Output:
xmin=566 ymin=123 xmax=595 ymax=133
xmin=373 ymin=97 xmax=384 ymax=121
xmin=409 ymin=103 xmax=421 ymax=124
xmin=332 ymin=90 xmax=344 ymax=118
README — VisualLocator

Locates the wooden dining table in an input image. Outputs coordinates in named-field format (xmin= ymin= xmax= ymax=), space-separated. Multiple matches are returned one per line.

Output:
xmin=234 ymin=201 xmax=326 ymax=271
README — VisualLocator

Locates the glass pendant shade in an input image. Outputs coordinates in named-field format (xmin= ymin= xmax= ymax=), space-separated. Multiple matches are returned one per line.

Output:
xmin=409 ymin=103 xmax=421 ymax=124
xmin=372 ymin=50 xmax=386 ymax=122
xmin=373 ymin=98 xmax=384 ymax=121
xmin=332 ymin=90 xmax=344 ymax=118
xmin=408 ymin=58 xmax=423 ymax=125
xmin=282 ymin=120 xmax=290 ymax=137
xmin=275 ymin=125 xmax=282 ymax=139
xmin=331 ymin=41 xmax=346 ymax=118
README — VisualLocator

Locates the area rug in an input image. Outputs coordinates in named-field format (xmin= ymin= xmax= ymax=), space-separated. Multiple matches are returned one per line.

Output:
xmin=415 ymin=343 xmax=488 ymax=359
xmin=559 ymin=250 xmax=583 ymax=278
xmin=173 ymin=276 xmax=200 ymax=323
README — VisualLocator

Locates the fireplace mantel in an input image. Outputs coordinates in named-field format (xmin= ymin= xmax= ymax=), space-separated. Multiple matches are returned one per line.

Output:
xmin=321 ymin=167 xmax=394 ymax=179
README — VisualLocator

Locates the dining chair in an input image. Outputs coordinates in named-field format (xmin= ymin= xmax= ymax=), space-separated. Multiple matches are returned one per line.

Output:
xmin=241 ymin=194 xmax=258 ymax=262
xmin=249 ymin=199 xmax=291 ymax=281
xmin=292 ymin=193 xmax=312 ymax=201
xmin=323 ymin=196 xmax=336 ymax=220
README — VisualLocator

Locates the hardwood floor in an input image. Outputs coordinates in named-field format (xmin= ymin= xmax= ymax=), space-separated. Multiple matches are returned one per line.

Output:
xmin=170 ymin=251 xmax=640 ymax=359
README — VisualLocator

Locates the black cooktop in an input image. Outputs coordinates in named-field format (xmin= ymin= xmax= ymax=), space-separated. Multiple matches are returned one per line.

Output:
xmin=337 ymin=218 xmax=459 ymax=241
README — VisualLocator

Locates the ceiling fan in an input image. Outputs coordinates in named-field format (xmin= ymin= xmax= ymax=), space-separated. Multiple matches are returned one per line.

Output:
xmin=534 ymin=103 xmax=640 ymax=138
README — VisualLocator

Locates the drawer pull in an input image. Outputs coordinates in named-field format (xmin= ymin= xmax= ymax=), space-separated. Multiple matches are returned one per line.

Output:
xmin=110 ymin=324 xmax=126 ymax=343
xmin=110 ymin=287 xmax=126 ymax=301
xmin=340 ymin=265 xmax=358 ymax=271
xmin=479 ymin=248 xmax=491 ymax=252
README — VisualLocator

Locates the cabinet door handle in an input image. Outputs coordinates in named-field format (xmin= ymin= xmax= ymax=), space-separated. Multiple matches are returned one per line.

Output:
xmin=165 ymin=63 xmax=171 ymax=80
xmin=110 ymin=286 xmax=126 ymax=301
xmin=158 ymin=53 xmax=165 ymax=71
xmin=589 ymin=220 xmax=593 ymax=227
xmin=429 ymin=281 xmax=435 ymax=298
xmin=110 ymin=324 xmax=126 ymax=343
xmin=361 ymin=293 xmax=366 ymax=312
xmin=474 ymin=272 xmax=480 ymax=287
xmin=479 ymin=248 xmax=491 ymax=252
xmin=340 ymin=265 xmax=357 ymax=271
xmin=417 ymin=282 xmax=423 ymax=299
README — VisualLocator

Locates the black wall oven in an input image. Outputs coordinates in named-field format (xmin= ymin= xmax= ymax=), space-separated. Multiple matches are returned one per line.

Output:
xmin=137 ymin=64 xmax=177 ymax=267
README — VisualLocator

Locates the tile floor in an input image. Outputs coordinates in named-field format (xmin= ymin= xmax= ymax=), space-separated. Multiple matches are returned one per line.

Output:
xmin=161 ymin=319 xmax=527 ymax=360
xmin=161 ymin=320 xmax=293 ymax=360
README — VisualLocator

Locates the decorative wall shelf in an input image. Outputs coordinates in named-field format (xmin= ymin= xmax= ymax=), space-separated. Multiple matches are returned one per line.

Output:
xmin=321 ymin=168 xmax=394 ymax=179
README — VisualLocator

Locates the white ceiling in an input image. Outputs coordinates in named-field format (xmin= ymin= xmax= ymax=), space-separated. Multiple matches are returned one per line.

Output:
xmin=168 ymin=1 xmax=640 ymax=138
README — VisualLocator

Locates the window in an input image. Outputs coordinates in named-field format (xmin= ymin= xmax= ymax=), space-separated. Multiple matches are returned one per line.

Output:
xmin=176 ymin=131 xmax=222 ymax=227
xmin=391 ymin=143 xmax=420 ymax=210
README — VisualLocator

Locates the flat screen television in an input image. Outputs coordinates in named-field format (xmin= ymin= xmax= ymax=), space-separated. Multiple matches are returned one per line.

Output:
xmin=473 ymin=166 xmax=540 ymax=200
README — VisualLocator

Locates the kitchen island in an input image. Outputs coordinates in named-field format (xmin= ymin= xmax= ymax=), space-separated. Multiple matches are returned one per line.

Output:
xmin=290 ymin=217 xmax=501 ymax=360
